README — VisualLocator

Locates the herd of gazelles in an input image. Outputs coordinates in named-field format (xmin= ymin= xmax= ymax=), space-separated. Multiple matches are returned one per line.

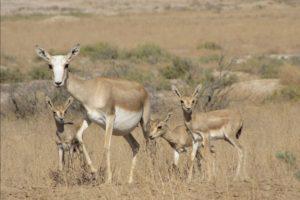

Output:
xmin=36 ymin=44 xmax=247 ymax=184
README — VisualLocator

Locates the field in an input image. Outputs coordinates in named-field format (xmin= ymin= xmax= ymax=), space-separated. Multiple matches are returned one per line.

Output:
xmin=1 ymin=0 xmax=300 ymax=199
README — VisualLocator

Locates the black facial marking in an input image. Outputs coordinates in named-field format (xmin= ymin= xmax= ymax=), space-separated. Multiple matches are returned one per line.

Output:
xmin=48 ymin=64 xmax=53 ymax=69
xmin=65 ymin=64 xmax=69 ymax=68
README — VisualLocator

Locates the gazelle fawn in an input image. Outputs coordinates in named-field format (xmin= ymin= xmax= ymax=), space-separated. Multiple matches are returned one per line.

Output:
xmin=149 ymin=113 xmax=204 ymax=173
xmin=46 ymin=96 xmax=92 ymax=172
xmin=172 ymin=85 xmax=246 ymax=181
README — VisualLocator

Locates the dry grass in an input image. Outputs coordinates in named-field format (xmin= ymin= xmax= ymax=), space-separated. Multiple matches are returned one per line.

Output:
xmin=1 ymin=103 xmax=300 ymax=199
xmin=279 ymin=64 xmax=300 ymax=86
xmin=1 ymin=7 xmax=300 ymax=73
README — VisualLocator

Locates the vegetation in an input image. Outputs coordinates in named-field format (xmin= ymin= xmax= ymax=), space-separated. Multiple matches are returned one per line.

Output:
xmin=81 ymin=42 xmax=119 ymax=60
xmin=276 ymin=151 xmax=296 ymax=167
xmin=0 ymin=68 xmax=23 ymax=83
xmin=237 ymin=56 xmax=283 ymax=78
xmin=162 ymin=57 xmax=194 ymax=80
xmin=197 ymin=41 xmax=222 ymax=51
xmin=198 ymin=54 xmax=221 ymax=64
xmin=128 ymin=43 xmax=170 ymax=64
xmin=28 ymin=66 xmax=52 ymax=80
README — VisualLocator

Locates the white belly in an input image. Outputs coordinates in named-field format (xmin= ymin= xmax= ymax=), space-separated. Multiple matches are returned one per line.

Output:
xmin=209 ymin=128 xmax=225 ymax=140
xmin=87 ymin=107 xmax=142 ymax=134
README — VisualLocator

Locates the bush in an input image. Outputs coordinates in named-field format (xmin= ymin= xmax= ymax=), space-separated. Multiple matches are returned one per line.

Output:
xmin=162 ymin=57 xmax=194 ymax=80
xmin=279 ymin=64 xmax=300 ymax=86
xmin=129 ymin=43 xmax=170 ymax=64
xmin=28 ymin=66 xmax=52 ymax=80
xmin=238 ymin=56 xmax=283 ymax=78
xmin=198 ymin=57 xmax=237 ymax=111
xmin=102 ymin=63 xmax=153 ymax=85
xmin=0 ymin=68 xmax=23 ymax=83
xmin=294 ymin=170 xmax=300 ymax=181
xmin=278 ymin=85 xmax=300 ymax=101
xmin=197 ymin=42 xmax=222 ymax=51
xmin=81 ymin=42 xmax=119 ymax=60
xmin=198 ymin=54 xmax=221 ymax=64
xmin=275 ymin=151 xmax=296 ymax=167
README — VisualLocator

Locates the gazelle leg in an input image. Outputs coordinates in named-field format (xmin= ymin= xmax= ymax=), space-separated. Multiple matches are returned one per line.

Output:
xmin=102 ymin=114 xmax=115 ymax=183
xmin=188 ymin=141 xmax=199 ymax=182
xmin=124 ymin=134 xmax=140 ymax=184
xmin=201 ymin=135 xmax=214 ymax=181
xmin=173 ymin=150 xmax=180 ymax=167
xmin=76 ymin=119 xmax=96 ymax=173
xmin=225 ymin=136 xmax=245 ymax=180
xmin=58 ymin=146 xmax=64 ymax=171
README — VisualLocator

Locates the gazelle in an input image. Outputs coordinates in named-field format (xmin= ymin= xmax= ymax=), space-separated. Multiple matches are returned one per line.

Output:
xmin=36 ymin=44 xmax=151 ymax=183
xmin=149 ymin=113 xmax=207 ymax=176
xmin=171 ymin=85 xmax=246 ymax=181
xmin=46 ymin=96 xmax=83 ymax=171
xmin=149 ymin=112 xmax=216 ymax=181
xmin=149 ymin=113 xmax=195 ymax=165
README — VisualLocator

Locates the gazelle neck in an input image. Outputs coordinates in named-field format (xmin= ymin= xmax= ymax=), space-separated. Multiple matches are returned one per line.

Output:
xmin=65 ymin=72 xmax=87 ymax=104
xmin=162 ymin=128 xmax=176 ymax=144
xmin=55 ymin=120 xmax=64 ymax=133
xmin=183 ymin=110 xmax=192 ymax=122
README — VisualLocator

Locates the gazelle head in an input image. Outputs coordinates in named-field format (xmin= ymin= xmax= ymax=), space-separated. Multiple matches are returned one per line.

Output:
xmin=35 ymin=44 xmax=80 ymax=87
xmin=171 ymin=84 xmax=202 ymax=114
xmin=46 ymin=96 xmax=74 ymax=124
xmin=149 ymin=112 xmax=172 ymax=140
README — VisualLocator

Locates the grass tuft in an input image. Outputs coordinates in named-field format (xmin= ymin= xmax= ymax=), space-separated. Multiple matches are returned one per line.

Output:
xmin=0 ymin=68 xmax=24 ymax=83
xmin=197 ymin=42 xmax=222 ymax=51
xmin=275 ymin=151 xmax=296 ymax=167
xmin=81 ymin=42 xmax=119 ymax=60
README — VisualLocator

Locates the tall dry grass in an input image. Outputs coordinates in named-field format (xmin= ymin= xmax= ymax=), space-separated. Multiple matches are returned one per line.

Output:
xmin=1 ymin=103 xmax=300 ymax=199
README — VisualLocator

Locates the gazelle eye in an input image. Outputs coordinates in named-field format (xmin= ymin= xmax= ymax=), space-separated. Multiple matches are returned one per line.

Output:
xmin=65 ymin=64 xmax=69 ymax=68
xmin=192 ymin=100 xmax=195 ymax=104
xmin=180 ymin=100 xmax=184 ymax=104
xmin=48 ymin=64 xmax=53 ymax=69
xmin=157 ymin=126 xmax=162 ymax=130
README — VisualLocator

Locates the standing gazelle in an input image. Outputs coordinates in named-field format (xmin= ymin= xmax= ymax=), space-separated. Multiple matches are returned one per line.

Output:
xmin=149 ymin=113 xmax=201 ymax=169
xmin=171 ymin=85 xmax=246 ymax=181
xmin=36 ymin=44 xmax=151 ymax=183
xmin=46 ymin=96 xmax=83 ymax=171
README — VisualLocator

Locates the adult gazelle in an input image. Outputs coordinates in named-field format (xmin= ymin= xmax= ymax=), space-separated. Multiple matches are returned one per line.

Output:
xmin=36 ymin=44 xmax=151 ymax=183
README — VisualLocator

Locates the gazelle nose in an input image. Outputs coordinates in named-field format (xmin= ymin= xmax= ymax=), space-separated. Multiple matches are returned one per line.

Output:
xmin=55 ymin=81 xmax=62 ymax=86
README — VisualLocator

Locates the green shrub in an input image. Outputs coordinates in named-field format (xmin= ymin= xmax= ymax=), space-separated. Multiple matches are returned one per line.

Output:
xmin=81 ymin=42 xmax=119 ymax=60
xmin=129 ymin=43 xmax=169 ymax=64
xmin=28 ymin=67 xmax=52 ymax=80
xmin=103 ymin=63 xmax=153 ymax=85
xmin=197 ymin=42 xmax=222 ymax=51
xmin=275 ymin=151 xmax=296 ymax=167
xmin=199 ymin=54 xmax=221 ymax=64
xmin=288 ymin=56 xmax=300 ymax=66
xmin=294 ymin=170 xmax=300 ymax=181
xmin=162 ymin=57 xmax=194 ymax=80
xmin=238 ymin=56 xmax=283 ymax=78
xmin=0 ymin=68 xmax=23 ymax=83
xmin=278 ymin=85 xmax=300 ymax=101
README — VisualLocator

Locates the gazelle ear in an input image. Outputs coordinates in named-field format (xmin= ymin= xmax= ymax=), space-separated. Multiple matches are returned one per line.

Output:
xmin=66 ymin=44 xmax=80 ymax=63
xmin=45 ymin=96 xmax=54 ymax=111
xmin=64 ymin=96 xmax=74 ymax=111
xmin=164 ymin=112 xmax=173 ymax=123
xmin=171 ymin=85 xmax=182 ymax=98
xmin=35 ymin=45 xmax=51 ymax=62
xmin=192 ymin=84 xmax=202 ymax=98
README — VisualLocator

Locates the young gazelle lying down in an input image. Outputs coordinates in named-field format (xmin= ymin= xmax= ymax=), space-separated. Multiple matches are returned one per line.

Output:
xmin=149 ymin=113 xmax=215 ymax=180
xmin=46 ymin=96 xmax=85 ymax=171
